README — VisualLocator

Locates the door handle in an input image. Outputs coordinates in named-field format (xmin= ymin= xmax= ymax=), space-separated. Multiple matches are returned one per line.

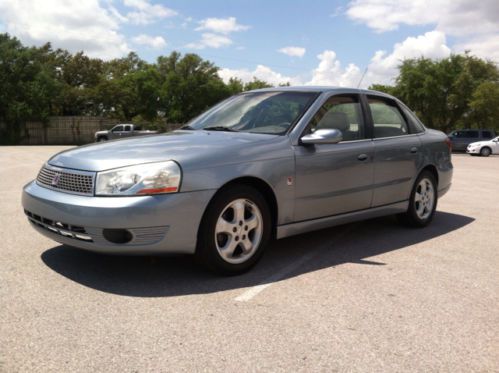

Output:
xmin=357 ymin=154 xmax=368 ymax=161
xmin=410 ymin=147 xmax=418 ymax=153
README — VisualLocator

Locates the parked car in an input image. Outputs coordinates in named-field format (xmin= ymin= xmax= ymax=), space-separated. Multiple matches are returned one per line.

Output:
xmin=447 ymin=129 xmax=496 ymax=151
xmin=95 ymin=124 xmax=158 ymax=142
xmin=466 ymin=136 xmax=499 ymax=156
xmin=23 ymin=87 xmax=453 ymax=274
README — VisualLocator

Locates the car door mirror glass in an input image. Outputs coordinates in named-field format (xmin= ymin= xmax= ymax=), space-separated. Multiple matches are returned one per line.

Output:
xmin=301 ymin=129 xmax=343 ymax=145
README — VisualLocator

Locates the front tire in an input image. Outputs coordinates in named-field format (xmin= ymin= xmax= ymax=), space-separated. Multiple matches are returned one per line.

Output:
xmin=398 ymin=171 xmax=437 ymax=228
xmin=196 ymin=185 xmax=271 ymax=275
xmin=480 ymin=147 xmax=491 ymax=157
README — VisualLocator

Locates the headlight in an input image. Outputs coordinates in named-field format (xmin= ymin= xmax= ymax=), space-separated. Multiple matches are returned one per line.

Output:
xmin=95 ymin=161 xmax=181 ymax=196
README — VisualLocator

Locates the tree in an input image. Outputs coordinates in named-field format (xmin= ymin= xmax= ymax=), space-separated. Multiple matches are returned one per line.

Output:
xmin=469 ymin=82 xmax=499 ymax=131
xmin=157 ymin=52 xmax=231 ymax=123
xmin=0 ymin=34 xmax=62 ymax=143
xmin=370 ymin=54 xmax=499 ymax=133
xmin=244 ymin=78 xmax=273 ymax=91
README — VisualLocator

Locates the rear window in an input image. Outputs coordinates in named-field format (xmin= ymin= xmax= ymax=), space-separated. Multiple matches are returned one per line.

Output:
xmin=400 ymin=105 xmax=425 ymax=133
xmin=367 ymin=97 xmax=409 ymax=138
xmin=452 ymin=130 xmax=479 ymax=138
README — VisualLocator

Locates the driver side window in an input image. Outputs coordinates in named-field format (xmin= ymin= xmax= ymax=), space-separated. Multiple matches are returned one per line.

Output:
xmin=112 ymin=125 xmax=123 ymax=132
xmin=307 ymin=95 xmax=364 ymax=141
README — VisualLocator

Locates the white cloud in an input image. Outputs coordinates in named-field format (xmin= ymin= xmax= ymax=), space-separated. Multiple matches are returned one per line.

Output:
xmin=186 ymin=33 xmax=233 ymax=49
xmin=219 ymin=31 xmax=453 ymax=89
xmin=454 ymin=34 xmax=499 ymax=63
xmin=195 ymin=17 xmax=249 ymax=34
xmin=306 ymin=50 xmax=362 ymax=87
xmin=123 ymin=0 xmax=177 ymax=25
xmin=187 ymin=16 xmax=249 ymax=50
xmin=346 ymin=0 xmax=499 ymax=62
xmin=278 ymin=46 xmax=306 ymax=58
xmin=364 ymin=31 xmax=451 ymax=86
xmin=0 ymin=0 xmax=129 ymax=59
xmin=218 ymin=65 xmax=298 ymax=86
xmin=132 ymin=34 xmax=167 ymax=49
xmin=346 ymin=0 xmax=499 ymax=35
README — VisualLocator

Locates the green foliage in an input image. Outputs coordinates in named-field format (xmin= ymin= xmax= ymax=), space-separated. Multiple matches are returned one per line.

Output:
xmin=243 ymin=78 xmax=273 ymax=91
xmin=469 ymin=81 xmax=499 ymax=130
xmin=369 ymin=84 xmax=397 ymax=96
xmin=0 ymin=33 xmax=280 ymax=144
xmin=2 ymin=32 xmax=498 ymax=144
xmin=369 ymin=54 xmax=499 ymax=132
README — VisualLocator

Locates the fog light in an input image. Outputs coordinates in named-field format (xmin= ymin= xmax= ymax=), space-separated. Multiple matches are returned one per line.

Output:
xmin=102 ymin=229 xmax=133 ymax=244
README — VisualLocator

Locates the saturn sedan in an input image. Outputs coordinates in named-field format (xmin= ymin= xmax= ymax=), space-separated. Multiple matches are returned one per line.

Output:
xmin=22 ymin=87 xmax=453 ymax=274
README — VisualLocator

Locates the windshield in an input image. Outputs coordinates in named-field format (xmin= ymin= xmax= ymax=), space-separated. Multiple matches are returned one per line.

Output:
xmin=186 ymin=91 xmax=319 ymax=135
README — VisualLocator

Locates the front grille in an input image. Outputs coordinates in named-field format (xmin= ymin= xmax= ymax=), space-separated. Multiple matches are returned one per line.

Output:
xmin=25 ymin=210 xmax=93 ymax=242
xmin=37 ymin=165 xmax=94 ymax=195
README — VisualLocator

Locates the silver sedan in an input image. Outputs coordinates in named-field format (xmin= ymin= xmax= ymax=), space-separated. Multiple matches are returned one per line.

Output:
xmin=22 ymin=87 xmax=453 ymax=274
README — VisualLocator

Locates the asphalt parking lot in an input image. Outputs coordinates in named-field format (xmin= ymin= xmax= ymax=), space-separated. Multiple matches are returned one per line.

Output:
xmin=1 ymin=146 xmax=498 ymax=372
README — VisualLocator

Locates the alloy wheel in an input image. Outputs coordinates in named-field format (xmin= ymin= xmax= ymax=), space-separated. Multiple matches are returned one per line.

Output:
xmin=214 ymin=198 xmax=263 ymax=264
xmin=414 ymin=178 xmax=435 ymax=220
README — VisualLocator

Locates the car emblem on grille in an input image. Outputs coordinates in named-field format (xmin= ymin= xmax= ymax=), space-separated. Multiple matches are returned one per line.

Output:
xmin=51 ymin=173 xmax=61 ymax=186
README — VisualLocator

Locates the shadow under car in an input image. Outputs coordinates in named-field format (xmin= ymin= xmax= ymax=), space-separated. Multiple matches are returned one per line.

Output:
xmin=41 ymin=211 xmax=474 ymax=298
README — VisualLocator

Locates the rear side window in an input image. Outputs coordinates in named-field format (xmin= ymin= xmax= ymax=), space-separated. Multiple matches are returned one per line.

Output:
xmin=482 ymin=131 xmax=492 ymax=138
xmin=467 ymin=131 xmax=479 ymax=138
xmin=307 ymin=95 xmax=364 ymax=141
xmin=400 ymin=105 xmax=425 ymax=133
xmin=367 ymin=97 xmax=408 ymax=138
xmin=124 ymin=125 xmax=132 ymax=131
xmin=451 ymin=131 xmax=466 ymax=138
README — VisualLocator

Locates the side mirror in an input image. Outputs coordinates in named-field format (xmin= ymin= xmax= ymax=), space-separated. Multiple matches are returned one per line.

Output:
xmin=301 ymin=129 xmax=343 ymax=145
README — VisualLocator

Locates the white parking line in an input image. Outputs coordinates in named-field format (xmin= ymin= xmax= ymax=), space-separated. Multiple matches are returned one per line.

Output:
xmin=234 ymin=226 xmax=353 ymax=302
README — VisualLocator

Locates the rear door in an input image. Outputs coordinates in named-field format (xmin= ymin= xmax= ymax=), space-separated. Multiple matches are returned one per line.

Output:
xmin=121 ymin=125 xmax=133 ymax=138
xmin=365 ymin=95 xmax=422 ymax=207
xmin=491 ymin=137 xmax=499 ymax=154
xmin=463 ymin=130 xmax=480 ymax=148
xmin=293 ymin=94 xmax=375 ymax=221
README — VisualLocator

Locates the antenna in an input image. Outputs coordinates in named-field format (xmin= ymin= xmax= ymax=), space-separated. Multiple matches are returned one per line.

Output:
xmin=357 ymin=67 xmax=368 ymax=88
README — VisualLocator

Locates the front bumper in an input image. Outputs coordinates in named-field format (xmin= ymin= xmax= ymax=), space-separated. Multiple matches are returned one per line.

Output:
xmin=466 ymin=146 xmax=480 ymax=154
xmin=22 ymin=181 xmax=216 ymax=254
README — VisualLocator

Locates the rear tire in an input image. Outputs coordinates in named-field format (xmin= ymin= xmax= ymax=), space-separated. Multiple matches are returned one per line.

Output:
xmin=397 ymin=171 xmax=437 ymax=228
xmin=480 ymin=147 xmax=491 ymax=157
xmin=195 ymin=184 xmax=271 ymax=275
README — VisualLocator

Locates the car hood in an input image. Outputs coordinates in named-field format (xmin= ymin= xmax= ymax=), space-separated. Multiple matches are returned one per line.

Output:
xmin=48 ymin=130 xmax=283 ymax=172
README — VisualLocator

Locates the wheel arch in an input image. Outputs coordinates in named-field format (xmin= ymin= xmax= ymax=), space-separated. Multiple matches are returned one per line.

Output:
xmin=199 ymin=176 xmax=279 ymax=240
xmin=419 ymin=164 xmax=439 ymax=186
xmin=481 ymin=146 xmax=492 ymax=154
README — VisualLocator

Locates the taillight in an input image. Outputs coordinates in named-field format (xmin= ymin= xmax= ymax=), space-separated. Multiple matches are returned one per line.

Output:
xmin=444 ymin=137 xmax=452 ymax=152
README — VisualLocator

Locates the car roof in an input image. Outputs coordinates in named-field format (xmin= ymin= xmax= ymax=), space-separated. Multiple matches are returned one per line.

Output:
xmin=248 ymin=86 xmax=394 ymax=98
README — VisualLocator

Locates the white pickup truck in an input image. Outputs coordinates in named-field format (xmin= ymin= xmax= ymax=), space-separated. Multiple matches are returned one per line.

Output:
xmin=95 ymin=124 xmax=158 ymax=142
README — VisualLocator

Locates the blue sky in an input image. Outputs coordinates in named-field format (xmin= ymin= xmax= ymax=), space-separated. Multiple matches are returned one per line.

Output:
xmin=0 ymin=0 xmax=497 ymax=87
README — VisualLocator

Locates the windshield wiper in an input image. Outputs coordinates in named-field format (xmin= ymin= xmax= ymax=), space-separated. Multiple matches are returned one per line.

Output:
xmin=203 ymin=126 xmax=239 ymax=132
xmin=180 ymin=125 xmax=196 ymax=130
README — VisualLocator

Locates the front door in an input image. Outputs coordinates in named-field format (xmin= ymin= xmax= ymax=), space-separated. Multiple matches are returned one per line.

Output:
xmin=294 ymin=94 xmax=375 ymax=222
